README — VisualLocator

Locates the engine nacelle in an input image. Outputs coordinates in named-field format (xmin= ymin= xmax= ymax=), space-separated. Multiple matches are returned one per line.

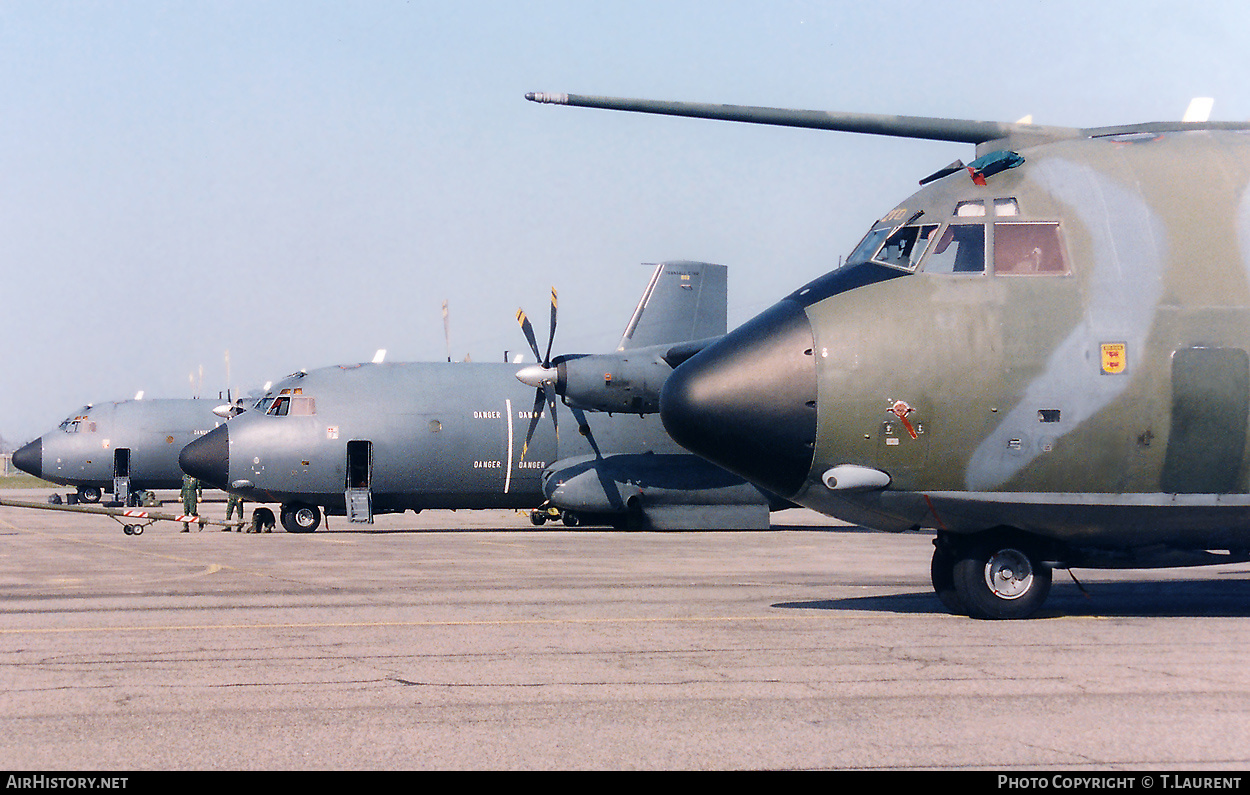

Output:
xmin=554 ymin=352 xmax=672 ymax=415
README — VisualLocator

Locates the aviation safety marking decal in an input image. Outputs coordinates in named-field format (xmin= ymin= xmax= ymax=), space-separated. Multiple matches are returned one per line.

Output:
xmin=1100 ymin=342 xmax=1127 ymax=375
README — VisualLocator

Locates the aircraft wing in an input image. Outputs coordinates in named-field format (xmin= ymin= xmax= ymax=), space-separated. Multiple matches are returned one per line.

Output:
xmin=0 ymin=496 xmax=246 ymax=533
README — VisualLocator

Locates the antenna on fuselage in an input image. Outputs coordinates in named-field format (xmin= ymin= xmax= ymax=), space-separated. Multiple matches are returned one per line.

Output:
xmin=442 ymin=299 xmax=452 ymax=362
xmin=1184 ymin=97 xmax=1215 ymax=122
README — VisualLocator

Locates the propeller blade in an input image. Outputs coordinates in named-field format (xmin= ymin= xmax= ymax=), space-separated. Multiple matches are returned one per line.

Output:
xmin=516 ymin=308 xmax=543 ymax=362
xmin=521 ymin=388 xmax=546 ymax=459
xmin=544 ymin=287 xmax=558 ymax=366
xmin=543 ymin=382 xmax=559 ymax=439
xmin=568 ymin=404 xmax=601 ymax=458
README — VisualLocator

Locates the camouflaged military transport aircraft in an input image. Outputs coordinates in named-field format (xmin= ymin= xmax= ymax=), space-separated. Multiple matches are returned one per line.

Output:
xmin=179 ymin=262 xmax=783 ymax=533
xmin=11 ymin=398 xmax=228 ymax=505
xmin=528 ymin=91 xmax=1250 ymax=618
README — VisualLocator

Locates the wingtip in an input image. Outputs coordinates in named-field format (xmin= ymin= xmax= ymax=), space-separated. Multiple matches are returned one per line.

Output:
xmin=526 ymin=92 xmax=569 ymax=105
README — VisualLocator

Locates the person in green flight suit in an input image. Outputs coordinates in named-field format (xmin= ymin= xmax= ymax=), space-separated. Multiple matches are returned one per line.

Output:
xmin=181 ymin=474 xmax=203 ymax=532
xmin=224 ymin=492 xmax=244 ymax=531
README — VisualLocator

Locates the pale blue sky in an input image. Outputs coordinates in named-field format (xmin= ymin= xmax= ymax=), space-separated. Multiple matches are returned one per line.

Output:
xmin=3 ymin=0 xmax=1248 ymax=442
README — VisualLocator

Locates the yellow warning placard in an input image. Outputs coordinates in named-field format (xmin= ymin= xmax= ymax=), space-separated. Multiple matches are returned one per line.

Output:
xmin=1100 ymin=343 xmax=1127 ymax=375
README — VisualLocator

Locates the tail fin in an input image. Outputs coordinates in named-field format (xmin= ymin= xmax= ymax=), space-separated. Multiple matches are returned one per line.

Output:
xmin=616 ymin=261 xmax=727 ymax=350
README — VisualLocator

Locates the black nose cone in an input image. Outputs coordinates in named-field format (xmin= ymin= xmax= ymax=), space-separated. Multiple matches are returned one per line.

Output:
xmin=660 ymin=299 xmax=817 ymax=498
xmin=12 ymin=438 xmax=42 ymax=479
xmin=179 ymin=425 xmax=229 ymax=488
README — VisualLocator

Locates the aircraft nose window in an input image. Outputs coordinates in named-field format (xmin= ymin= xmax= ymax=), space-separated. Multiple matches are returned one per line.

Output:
xmin=922 ymin=224 xmax=986 ymax=274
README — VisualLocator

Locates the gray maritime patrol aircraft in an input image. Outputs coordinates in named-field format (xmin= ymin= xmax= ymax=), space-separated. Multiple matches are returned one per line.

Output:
xmin=529 ymin=91 xmax=1250 ymax=618
xmin=179 ymin=262 xmax=785 ymax=533
xmin=11 ymin=398 xmax=229 ymax=505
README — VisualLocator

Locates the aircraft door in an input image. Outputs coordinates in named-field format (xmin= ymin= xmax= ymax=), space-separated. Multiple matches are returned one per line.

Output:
xmin=345 ymin=440 xmax=373 ymax=523
xmin=113 ymin=448 xmax=131 ymax=505
xmin=1160 ymin=347 xmax=1249 ymax=493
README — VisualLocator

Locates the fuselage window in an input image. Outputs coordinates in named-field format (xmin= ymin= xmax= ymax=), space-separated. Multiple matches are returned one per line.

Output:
xmin=994 ymin=222 xmax=1068 ymax=275
xmin=955 ymin=200 xmax=986 ymax=217
xmin=922 ymin=224 xmax=986 ymax=274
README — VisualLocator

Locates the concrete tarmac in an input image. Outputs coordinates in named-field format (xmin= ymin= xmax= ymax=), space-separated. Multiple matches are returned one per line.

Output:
xmin=1 ymin=488 xmax=1249 ymax=771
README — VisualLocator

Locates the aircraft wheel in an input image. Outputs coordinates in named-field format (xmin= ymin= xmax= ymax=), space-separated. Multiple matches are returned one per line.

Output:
xmin=561 ymin=511 xmax=579 ymax=527
xmin=952 ymin=535 xmax=1051 ymax=620
xmin=132 ymin=524 xmax=143 ymax=536
xmin=78 ymin=486 xmax=102 ymax=504
xmin=930 ymin=541 xmax=967 ymax=616
xmin=123 ymin=525 xmax=134 ymax=536
xmin=281 ymin=503 xmax=321 ymax=533
xmin=530 ymin=511 xmax=546 ymax=526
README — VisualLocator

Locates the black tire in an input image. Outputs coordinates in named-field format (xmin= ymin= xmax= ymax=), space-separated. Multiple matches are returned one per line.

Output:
xmin=281 ymin=503 xmax=321 ymax=533
xmin=561 ymin=511 xmax=580 ymax=527
xmin=79 ymin=486 xmax=102 ymax=503
xmin=930 ymin=542 xmax=967 ymax=615
xmin=952 ymin=535 xmax=1051 ymax=620
xmin=530 ymin=511 xmax=546 ymax=526
xmin=123 ymin=525 xmax=134 ymax=536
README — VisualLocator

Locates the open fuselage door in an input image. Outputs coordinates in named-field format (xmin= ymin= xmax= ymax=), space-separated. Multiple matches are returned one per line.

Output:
xmin=113 ymin=448 xmax=132 ymax=505
xmin=346 ymin=440 xmax=373 ymax=523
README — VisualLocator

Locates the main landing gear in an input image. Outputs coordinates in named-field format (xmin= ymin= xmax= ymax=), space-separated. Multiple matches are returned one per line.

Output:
xmin=280 ymin=502 xmax=322 ymax=533
xmin=931 ymin=531 xmax=1053 ymax=620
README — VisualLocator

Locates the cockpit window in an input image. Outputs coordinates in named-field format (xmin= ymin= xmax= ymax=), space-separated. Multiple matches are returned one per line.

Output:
xmin=845 ymin=223 xmax=937 ymax=273
xmin=872 ymin=224 xmax=937 ymax=271
xmin=922 ymin=224 xmax=986 ymax=274
xmin=994 ymin=222 xmax=1069 ymax=275
xmin=59 ymin=416 xmax=96 ymax=433
xmin=845 ymin=226 xmax=892 ymax=269
xmin=267 ymin=396 xmax=316 ymax=416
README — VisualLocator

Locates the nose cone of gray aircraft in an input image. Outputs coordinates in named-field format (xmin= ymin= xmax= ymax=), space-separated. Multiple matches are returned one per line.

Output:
xmin=179 ymin=425 xmax=229 ymax=489
xmin=659 ymin=299 xmax=818 ymax=499
xmin=11 ymin=438 xmax=42 ymax=479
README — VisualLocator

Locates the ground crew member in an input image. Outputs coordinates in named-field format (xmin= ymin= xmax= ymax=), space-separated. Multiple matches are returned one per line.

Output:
xmin=180 ymin=474 xmax=203 ymax=532
xmin=225 ymin=492 xmax=244 ymax=531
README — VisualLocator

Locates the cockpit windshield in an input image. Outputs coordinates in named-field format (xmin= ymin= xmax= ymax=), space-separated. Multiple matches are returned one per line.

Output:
xmin=59 ymin=417 xmax=95 ymax=433
xmin=266 ymin=395 xmax=316 ymax=416
xmin=845 ymin=223 xmax=938 ymax=273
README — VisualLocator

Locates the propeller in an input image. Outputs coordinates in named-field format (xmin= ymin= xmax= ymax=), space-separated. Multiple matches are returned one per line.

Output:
xmin=515 ymin=287 xmax=559 ymax=457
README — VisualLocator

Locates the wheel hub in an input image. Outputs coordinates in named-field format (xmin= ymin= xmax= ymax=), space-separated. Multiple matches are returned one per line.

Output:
xmin=984 ymin=548 xmax=1034 ymax=600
